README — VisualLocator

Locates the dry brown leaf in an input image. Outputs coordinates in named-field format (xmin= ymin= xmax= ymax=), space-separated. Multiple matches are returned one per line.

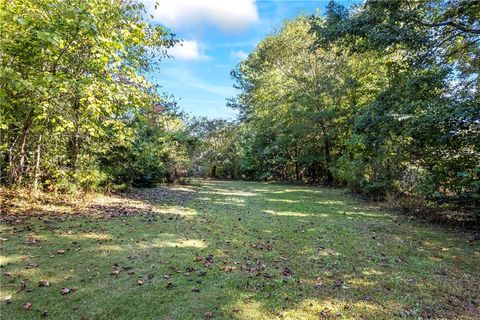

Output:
xmin=223 ymin=266 xmax=236 ymax=272
xmin=60 ymin=288 xmax=76 ymax=295
xmin=38 ymin=280 xmax=50 ymax=287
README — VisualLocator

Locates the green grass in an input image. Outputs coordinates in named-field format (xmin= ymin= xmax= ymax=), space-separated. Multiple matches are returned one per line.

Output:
xmin=1 ymin=180 xmax=479 ymax=319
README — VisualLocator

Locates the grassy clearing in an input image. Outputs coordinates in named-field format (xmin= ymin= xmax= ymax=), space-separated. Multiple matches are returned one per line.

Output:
xmin=1 ymin=180 xmax=479 ymax=319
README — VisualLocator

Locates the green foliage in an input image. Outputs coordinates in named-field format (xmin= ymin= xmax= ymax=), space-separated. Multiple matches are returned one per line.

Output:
xmin=225 ymin=1 xmax=479 ymax=221
xmin=229 ymin=17 xmax=388 ymax=183
xmin=189 ymin=118 xmax=243 ymax=179
xmin=0 ymin=0 xmax=191 ymax=189
xmin=102 ymin=109 xmax=193 ymax=187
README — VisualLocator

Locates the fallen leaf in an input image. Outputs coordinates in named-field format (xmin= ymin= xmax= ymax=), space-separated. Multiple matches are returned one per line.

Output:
xmin=26 ymin=235 xmax=40 ymax=245
xmin=38 ymin=280 xmax=50 ymax=287
xmin=26 ymin=263 xmax=38 ymax=269
xmin=137 ymin=279 xmax=144 ymax=286
xmin=335 ymin=280 xmax=349 ymax=289
xmin=203 ymin=255 xmax=214 ymax=267
xmin=204 ymin=311 xmax=213 ymax=318
xmin=23 ymin=302 xmax=32 ymax=310
xmin=60 ymin=288 xmax=75 ymax=295
xmin=223 ymin=266 xmax=236 ymax=272
xmin=56 ymin=250 xmax=65 ymax=254
xmin=19 ymin=280 xmax=27 ymax=291
xmin=319 ymin=309 xmax=330 ymax=318
xmin=3 ymin=272 xmax=13 ymax=277
xmin=282 ymin=267 xmax=293 ymax=276
xmin=111 ymin=270 xmax=120 ymax=276
xmin=3 ymin=296 xmax=12 ymax=304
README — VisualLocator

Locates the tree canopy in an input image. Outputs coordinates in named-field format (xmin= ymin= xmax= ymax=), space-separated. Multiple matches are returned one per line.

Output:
xmin=222 ymin=0 xmax=479 ymax=222
xmin=1 ymin=0 xmax=190 ymax=191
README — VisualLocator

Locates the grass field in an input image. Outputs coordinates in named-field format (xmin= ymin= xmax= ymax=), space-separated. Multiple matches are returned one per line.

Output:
xmin=1 ymin=180 xmax=479 ymax=319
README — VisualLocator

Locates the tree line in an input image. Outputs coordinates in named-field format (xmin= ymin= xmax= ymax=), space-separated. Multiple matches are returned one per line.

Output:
xmin=1 ymin=0 xmax=479 ymax=225
xmin=197 ymin=1 xmax=480 ymax=225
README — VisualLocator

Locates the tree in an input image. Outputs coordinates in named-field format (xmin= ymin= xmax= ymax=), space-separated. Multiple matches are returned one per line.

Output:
xmin=189 ymin=118 xmax=242 ymax=179
xmin=310 ymin=0 xmax=479 ymax=211
xmin=0 ymin=0 xmax=182 ymax=190
xmin=229 ymin=17 xmax=386 ymax=182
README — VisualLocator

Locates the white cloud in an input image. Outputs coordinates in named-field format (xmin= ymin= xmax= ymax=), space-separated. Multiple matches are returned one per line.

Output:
xmin=167 ymin=40 xmax=210 ymax=61
xmin=231 ymin=50 xmax=249 ymax=61
xmin=145 ymin=0 xmax=259 ymax=33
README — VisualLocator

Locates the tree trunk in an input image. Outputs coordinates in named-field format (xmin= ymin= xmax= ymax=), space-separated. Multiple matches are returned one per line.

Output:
xmin=6 ymin=128 xmax=18 ymax=185
xmin=294 ymin=144 xmax=300 ymax=182
xmin=69 ymin=97 xmax=80 ymax=172
xmin=211 ymin=165 xmax=217 ymax=178
xmin=320 ymin=120 xmax=334 ymax=183
xmin=16 ymin=109 xmax=34 ymax=185
xmin=33 ymin=134 xmax=42 ymax=189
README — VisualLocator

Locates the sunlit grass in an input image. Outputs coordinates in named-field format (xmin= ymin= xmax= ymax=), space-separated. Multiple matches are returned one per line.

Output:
xmin=1 ymin=180 xmax=479 ymax=319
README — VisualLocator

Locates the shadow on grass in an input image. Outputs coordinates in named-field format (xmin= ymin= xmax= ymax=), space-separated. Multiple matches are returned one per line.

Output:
xmin=1 ymin=180 xmax=479 ymax=319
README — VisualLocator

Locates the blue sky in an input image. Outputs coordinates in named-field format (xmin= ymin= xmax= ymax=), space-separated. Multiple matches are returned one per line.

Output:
xmin=146 ymin=0 xmax=359 ymax=119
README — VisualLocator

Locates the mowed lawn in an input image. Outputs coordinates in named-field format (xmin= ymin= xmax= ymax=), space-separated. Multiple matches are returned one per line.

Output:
xmin=1 ymin=180 xmax=479 ymax=319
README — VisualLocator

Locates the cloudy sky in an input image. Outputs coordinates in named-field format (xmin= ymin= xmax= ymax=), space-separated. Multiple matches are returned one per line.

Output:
xmin=146 ymin=0 xmax=358 ymax=119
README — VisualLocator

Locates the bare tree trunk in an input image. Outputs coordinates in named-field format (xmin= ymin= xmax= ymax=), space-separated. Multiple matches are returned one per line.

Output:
xmin=5 ymin=128 xmax=18 ymax=185
xmin=211 ymin=164 xmax=217 ymax=178
xmin=294 ymin=144 xmax=300 ymax=182
xmin=69 ymin=97 xmax=80 ymax=172
xmin=320 ymin=120 xmax=333 ymax=183
xmin=33 ymin=134 xmax=42 ymax=189
xmin=231 ymin=160 xmax=236 ymax=180
xmin=16 ymin=109 xmax=34 ymax=185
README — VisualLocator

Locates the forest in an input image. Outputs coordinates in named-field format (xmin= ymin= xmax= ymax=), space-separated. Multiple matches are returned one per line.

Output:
xmin=0 ymin=1 xmax=479 ymax=318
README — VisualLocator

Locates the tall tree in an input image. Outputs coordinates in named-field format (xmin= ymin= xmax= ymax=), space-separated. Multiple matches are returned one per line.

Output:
xmin=1 ymin=0 xmax=178 ymax=189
